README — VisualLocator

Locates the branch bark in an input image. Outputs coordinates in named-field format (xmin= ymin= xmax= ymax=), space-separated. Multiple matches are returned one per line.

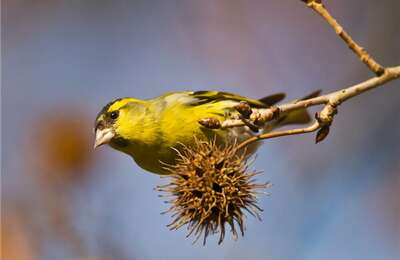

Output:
xmin=219 ymin=1 xmax=400 ymax=149
xmin=302 ymin=0 xmax=385 ymax=76
xmin=235 ymin=66 xmax=400 ymax=149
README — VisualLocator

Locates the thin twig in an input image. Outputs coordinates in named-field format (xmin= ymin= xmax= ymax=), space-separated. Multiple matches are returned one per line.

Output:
xmin=302 ymin=0 xmax=385 ymax=75
xmin=236 ymin=121 xmax=320 ymax=150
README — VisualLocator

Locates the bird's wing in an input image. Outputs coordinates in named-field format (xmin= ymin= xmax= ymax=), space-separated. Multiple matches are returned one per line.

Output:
xmin=162 ymin=90 xmax=285 ymax=108
xmin=188 ymin=91 xmax=270 ymax=108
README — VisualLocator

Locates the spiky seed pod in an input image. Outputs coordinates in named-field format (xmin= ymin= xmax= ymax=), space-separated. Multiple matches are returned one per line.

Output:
xmin=157 ymin=138 xmax=270 ymax=245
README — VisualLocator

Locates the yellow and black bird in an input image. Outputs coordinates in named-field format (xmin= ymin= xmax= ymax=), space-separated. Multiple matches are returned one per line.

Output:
xmin=94 ymin=90 xmax=318 ymax=174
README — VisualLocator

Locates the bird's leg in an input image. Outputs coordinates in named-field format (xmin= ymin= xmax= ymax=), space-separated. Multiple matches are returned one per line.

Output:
xmin=238 ymin=116 xmax=260 ymax=132
xmin=199 ymin=102 xmax=281 ymax=132
xmin=235 ymin=102 xmax=260 ymax=132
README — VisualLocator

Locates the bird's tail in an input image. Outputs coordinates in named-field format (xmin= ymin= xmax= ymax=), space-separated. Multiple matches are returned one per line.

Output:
xmin=265 ymin=90 xmax=321 ymax=127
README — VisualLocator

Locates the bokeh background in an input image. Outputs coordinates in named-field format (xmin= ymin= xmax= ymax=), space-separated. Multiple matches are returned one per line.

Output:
xmin=2 ymin=0 xmax=400 ymax=259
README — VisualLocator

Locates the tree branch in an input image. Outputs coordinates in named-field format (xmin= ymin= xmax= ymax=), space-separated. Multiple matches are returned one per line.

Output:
xmin=301 ymin=0 xmax=385 ymax=76
xmin=231 ymin=66 xmax=400 ymax=149
xmin=236 ymin=121 xmax=321 ymax=150
xmin=202 ymin=1 xmax=400 ymax=149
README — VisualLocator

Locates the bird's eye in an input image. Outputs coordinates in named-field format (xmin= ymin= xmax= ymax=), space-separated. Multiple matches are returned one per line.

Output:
xmin=110 ymin=111 xmax=119 ymax=119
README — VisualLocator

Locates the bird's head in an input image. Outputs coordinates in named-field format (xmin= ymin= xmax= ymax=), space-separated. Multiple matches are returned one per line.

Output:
xmin=94 ymin=98 xmax=145 ymax=149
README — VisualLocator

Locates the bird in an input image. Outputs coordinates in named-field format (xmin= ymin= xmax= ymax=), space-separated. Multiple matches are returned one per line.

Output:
xmin=94 ymin=90 xmax=319 ymax=174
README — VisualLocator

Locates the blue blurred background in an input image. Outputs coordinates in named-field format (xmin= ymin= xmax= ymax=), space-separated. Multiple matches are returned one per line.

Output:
xmin=2 ymin=0 xmax=400 ymax=259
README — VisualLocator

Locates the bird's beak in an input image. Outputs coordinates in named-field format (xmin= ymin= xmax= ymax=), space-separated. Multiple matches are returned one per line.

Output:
xmin=94 ymin=128 xmax=115 ymax=149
